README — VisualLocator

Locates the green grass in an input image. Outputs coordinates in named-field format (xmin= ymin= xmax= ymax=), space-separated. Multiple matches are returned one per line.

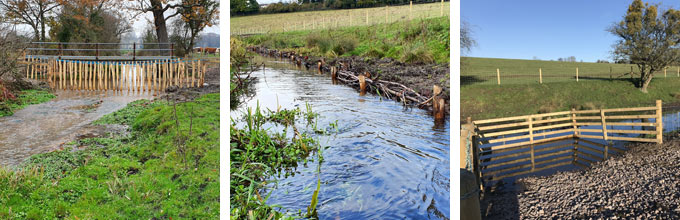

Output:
xmin=462 ymin=77 xmax=680 ymax=120
xmin=0 ymin=89 xmax=55 ymax=117
xmin=0 ymin=94 xmax=219 ymax=219
xmin=240 ymin=16 xmax=450 ymax=64
xmin=462 ymin=57 xmax=680 ymax=85
xmin=231 ymin=2 xmax=450 ymax=34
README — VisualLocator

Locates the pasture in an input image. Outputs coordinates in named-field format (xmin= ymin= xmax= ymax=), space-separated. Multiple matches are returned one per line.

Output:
xmin=462 ymin=57 xmax=680 ymax=86
xmin=230 ymin=2 xmax=450 ymax=35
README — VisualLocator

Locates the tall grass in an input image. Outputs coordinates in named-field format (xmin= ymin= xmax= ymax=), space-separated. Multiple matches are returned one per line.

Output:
xmin=241 ymin=16 xmax=450 ymax=64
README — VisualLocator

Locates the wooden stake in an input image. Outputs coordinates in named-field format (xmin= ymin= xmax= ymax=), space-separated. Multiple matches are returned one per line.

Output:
xmin=192 ymin=60 xmax=196 ymax=87
xmin=539 ymin=68 xmax=542 ymax=84
xmin=410 ymin=1 xmax=413 ymax=20
xmin=441 ymin=0 xmax=444 ymax=16
xmin=496 ymin=68 xmax=500 ymax=85
xmin=358 ymin=74 xmax=366 ymax=94
xmin=600 ymin=109 xmax=608 ymax=141
xmin=576 ymin=67 xmax=579 ymax=82
xmin=656 ymin=100 xmax=663 ymax=144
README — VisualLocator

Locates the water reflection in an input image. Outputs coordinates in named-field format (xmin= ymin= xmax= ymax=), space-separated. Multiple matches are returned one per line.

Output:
xmin=231 ymin=55 xmax=450 ymax=219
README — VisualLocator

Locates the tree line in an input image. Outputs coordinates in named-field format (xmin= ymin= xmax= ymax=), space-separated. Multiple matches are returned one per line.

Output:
xmin=0 ymin=0 xmax=218 ymax=56
xmin=231 ymin=0 xmax=445 ymax=16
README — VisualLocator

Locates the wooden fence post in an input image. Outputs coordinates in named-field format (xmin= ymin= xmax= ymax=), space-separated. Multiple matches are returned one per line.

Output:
xmin=576 ymin=67 xmax=579 ymax=82
xmin=385 ymin=5 xmax=388 ymax=24
xmin=600 ymin=109 xmax=608 ymax=141
xmin=441 ymin=0 xmax=444 ymax=16
xmin=496 ymin=68 xmax=500 ymax=85
xmin=571 ymin=108 xmax=578 ymax=137
xmin=539 ymin=68 xmax=542 ymax=84
xmin=410 ymin=1 xmax=413 ymax=20
xmin=366 ymin=10 xmax=369 ymax=25
xmin=656 ymin=100 xmax=663 ymax=144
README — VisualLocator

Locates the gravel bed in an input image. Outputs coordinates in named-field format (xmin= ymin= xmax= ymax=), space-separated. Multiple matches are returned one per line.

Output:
xmin=481 ymin=136 xmax=680 ymax=219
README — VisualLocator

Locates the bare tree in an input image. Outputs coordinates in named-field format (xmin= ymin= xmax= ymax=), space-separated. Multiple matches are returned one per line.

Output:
xmin=0 ymin=0 xmax=60 ymax=41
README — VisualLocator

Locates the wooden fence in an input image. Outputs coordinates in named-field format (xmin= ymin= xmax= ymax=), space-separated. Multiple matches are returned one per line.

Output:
xmin=461 ymin=100 xmax=663 ymax=188
xmin=21 ymin=58 xmax=208 ymax=94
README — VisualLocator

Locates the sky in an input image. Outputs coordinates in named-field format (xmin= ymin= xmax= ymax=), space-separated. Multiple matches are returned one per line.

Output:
xmin=461 ymin=0 xmax=680 ymax=62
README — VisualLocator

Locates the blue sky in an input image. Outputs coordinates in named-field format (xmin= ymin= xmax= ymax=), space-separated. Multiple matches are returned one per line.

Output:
xmin=461 ymin=0 xmax=680 ymax=62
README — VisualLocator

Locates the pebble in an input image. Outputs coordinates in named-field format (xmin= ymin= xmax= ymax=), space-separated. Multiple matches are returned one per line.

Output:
xmin=480 ymin=139 xmax=680 ymax=219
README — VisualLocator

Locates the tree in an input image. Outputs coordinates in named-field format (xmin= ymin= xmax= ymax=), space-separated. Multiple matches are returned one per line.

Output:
xmin=177 ymin=0 xmax=218 ymax=53
xmin=610 ymin=0 xmax=680 ymax=92
xmin=0 ymin=0 xmax=60 ymax=41
xmin=128 ymin=0 xmax=217 ymax=52
xmin=461 ymin=20 xmax=476 ymax=56
xmin=49 ymin=0 xmax=130 ymax=44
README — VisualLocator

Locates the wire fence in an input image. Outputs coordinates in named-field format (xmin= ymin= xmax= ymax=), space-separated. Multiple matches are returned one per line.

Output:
xmin=231 ymin=1 xmax=450 ymax=35
xmin=461 ymin=65 xmax=680 ymax=86
xmin=25 ymin=42 xmax=175 ymax=60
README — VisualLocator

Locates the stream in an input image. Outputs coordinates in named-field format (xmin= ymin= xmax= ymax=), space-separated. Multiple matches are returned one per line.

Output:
xmin=231 ymin=56 xmax=450 ymax=219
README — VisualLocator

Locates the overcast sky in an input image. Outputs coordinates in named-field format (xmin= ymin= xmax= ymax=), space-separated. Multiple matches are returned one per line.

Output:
xmin=10 ymin=1 xmax=220 ymax=40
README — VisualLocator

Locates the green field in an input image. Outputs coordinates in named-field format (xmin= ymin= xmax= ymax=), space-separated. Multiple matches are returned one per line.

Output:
xmin=462 ymin=57 xmax=680 ymax=85
xmin=461 ymin=58 xmax=680 ymax=120
xmin=0 ymin=89 xmax=55 ymax=117
xmin=231 ymin=2 xmax=449 ymax=35
xmin=0 ymin=94 xmax=219 ymax=219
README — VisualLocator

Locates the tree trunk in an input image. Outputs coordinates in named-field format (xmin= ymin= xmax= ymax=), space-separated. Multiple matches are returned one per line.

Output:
xmin=640 ymin=71 xmax=653 ymax=93
xmin=150 ymin=0 xmax=169 ymax=50
xmin=40 ymin=12 xmax=46 ymax=41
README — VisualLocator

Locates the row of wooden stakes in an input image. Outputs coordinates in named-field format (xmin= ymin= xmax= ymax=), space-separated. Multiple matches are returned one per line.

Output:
xmin=23 ymin=58 xmax=207 ymax=94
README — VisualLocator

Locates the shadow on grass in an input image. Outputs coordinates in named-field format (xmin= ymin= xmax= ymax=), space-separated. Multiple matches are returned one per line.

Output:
xmin=461 ymin=75 xmax=488 ymax=86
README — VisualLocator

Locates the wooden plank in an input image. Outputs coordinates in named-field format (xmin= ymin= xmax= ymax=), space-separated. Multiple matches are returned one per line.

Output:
xmin=474 ymin=115 xmax=535 ymax=125
xmin=574 ymin=116 xmax=601 ymax=120
xmin=605 ymin=115 xmax=656 ymax=119
xmin=607 ymin=136 xmax=658 ymax=143
xmin=602 ymin=106 xmax=657 ymax=113
xmin=532 ymin=116 xmax=572 ymax=124
xmin=487 ymin=128 xmax=573 ymax=144
xmin=572 ymin=109 xmax=601 ymax=114
xmin=532 ymin=122 xmax=574 ymax=132
xmin=482 ymin=135 xmax=574 ymax=151
xmin=606 ymin=122 xmax=656 ymax=127
xmin=481 ymin=128 xmax=530 ymax=138
xmin=575 ymin=122 xmax=602 ymax=126
xmin=656 ymin=100 xmax=663 ymax=144
xmin=607 ymin=129 xmax=657 ymax=135
xmin=578 ymin=134 xmax=609 ymax=140
xmin=477 ymin=121 xmax=529 ymax=131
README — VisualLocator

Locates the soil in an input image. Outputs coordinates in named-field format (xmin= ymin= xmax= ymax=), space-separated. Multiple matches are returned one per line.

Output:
xmin=160 ymin=65 xmax=220 ymax=102
xmin=480 ymin=134 xmax=680 ymax=219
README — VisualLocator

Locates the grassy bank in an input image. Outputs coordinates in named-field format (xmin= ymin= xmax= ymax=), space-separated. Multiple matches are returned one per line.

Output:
xmin=0 ymin=94 xmax=219 ymax=219
xmin=0 ymin=89 xmax=55 ymax=117
xmin=462 ymin=57 xmax=680 ymax=85
xmin=462 ymin=78 xmax=680 ymax=120
xmin=231 ymin=2 xmax=450 ymax=35
xmin=241 ymin=16 xmax=449 ymax=64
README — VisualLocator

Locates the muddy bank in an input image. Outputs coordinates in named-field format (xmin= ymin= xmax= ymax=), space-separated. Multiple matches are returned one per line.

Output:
xmin=480 ymin=135 xmax=680 ymax=219
xmin=247 ymin=46 xmax=450 ymax=114
xmin=161 ymin=66 xmax=220 ymax=102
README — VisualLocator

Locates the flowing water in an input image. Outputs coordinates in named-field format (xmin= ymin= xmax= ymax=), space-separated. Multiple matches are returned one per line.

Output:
xmin=0 ymin=85 xmax=153 ymax=168
xmin=231 ymin=56 xmax=450 ymax=219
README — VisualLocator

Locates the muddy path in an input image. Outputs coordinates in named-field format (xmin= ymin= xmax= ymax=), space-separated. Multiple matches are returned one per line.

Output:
xmin=0 ymin=91 xmax=151 ymax=167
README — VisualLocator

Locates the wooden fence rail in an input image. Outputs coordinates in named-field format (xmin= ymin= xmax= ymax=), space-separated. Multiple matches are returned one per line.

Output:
xmin=461 ymin=100 xmax=663 ymax=189
xmin=21 ymin=58 xmax=207 ymax=94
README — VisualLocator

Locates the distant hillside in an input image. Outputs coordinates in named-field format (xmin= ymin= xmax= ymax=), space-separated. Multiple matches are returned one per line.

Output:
xmin=196 ymin=33 xmax=219 ymax=48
